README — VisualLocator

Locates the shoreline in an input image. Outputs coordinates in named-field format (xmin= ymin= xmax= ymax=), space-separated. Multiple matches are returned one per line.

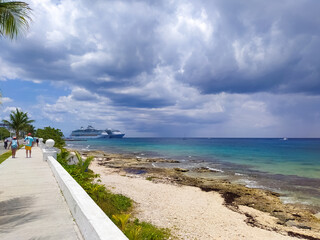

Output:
xmin=70 ymin=146 xmax=320 ymax=210
xmin=66 ymin=141 xmax=320 ymax=208
xmin=69 ymin=148 xmax=320 ymax=239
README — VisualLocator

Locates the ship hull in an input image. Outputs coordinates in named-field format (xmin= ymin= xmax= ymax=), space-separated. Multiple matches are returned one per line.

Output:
xmin=108 ymin=134 xmax=125 ymax=138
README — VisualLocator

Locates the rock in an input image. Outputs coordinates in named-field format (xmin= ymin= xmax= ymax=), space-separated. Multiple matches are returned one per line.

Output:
xmin=194 ymin=167 xmax=222 ymax=173
xmin=67 ymin=152 xmax=78 ymax=165
xmin=286 ymin=220 xmax=312 ymax=230
xmin=194 ymin=167 xmax=212 ymax=173
xmin=174 ymin=168 xmax=189 ymax=172
xmin=146 ymin=158 xmax=180 ymax=163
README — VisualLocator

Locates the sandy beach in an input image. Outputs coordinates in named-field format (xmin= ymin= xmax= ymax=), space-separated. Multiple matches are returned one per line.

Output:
xmin=89 ymin=155 xmax=320 ymax=240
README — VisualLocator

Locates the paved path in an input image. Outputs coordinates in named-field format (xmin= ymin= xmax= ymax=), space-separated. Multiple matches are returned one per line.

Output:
xmin=0 ymin=147 xmax=83 ymax=240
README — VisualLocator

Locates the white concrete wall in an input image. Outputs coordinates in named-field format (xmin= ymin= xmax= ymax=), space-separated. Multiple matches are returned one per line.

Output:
xmin=47 ymin=156 xmax=128 ymax=240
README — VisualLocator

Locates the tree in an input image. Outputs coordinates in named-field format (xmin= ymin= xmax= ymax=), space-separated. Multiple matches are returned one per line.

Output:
xmin=35 ymin=126 xmax=65 ymax=149
xmin=24 ymin=124 xmax=35 ymax=135
xmin=0 ymin=0 xmax=32 ymax=39
xmin=2 ymin=108 xmax=34 ymax=139
xmin=0 ymin=127 xmax=10 ymax=139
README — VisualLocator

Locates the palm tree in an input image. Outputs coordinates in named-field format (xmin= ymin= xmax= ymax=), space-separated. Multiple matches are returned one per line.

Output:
xmin=24 ymin=123 xmax=35 ymax=135
xmin=2 ymin=108 xmax=34 ymax=139
xmin=0 ymin=0 xmax=32 ymax=39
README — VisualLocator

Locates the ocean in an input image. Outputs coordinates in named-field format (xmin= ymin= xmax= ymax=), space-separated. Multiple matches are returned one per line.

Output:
xmin=66 ymin=138 xmax=320 ymax=209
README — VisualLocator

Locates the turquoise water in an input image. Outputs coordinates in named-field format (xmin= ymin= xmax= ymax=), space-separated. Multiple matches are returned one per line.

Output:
xmin=67 ymin=138 xmax=320 ymax=207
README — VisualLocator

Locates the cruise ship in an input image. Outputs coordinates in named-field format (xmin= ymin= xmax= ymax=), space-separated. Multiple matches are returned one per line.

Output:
xmin=105 ymin=129 xmax=125 ymax=138
xmin=70 ymin=126 xmax=125 ymax=139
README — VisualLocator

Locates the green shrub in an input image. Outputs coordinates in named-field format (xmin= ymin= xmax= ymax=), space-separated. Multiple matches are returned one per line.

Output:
xmin=146 ymin=176 xmax=154 ymax=181
xmin=36 ymin=126 xmax=65 ymax=148
xmin=126 ymin=225 xmax=142 ymax=240
xmin=113 ymin=214 xmax=131 ymax=231
xmin=0 ymin=127 xmax=10 ymax=139
xmin=56 ymin=148 xmax=70 ymax=165
xmin=75 ymin=152 xmax=94 ymax=172
xmin=112 ymin=216 xmax=171 ymax=240
xmin=129 ymin=219 xmax=171 ymax=240
xmin=57 ymin=150 xmax=132 ymax=217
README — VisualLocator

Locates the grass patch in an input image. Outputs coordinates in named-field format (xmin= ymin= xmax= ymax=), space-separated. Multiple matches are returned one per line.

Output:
xmin=57 ymin=149 xmax=171 ymax=240
xmin=129 ymin=219 xmax=170 ymax=240
xmin=113 ymin=216 xmax=171 ymax=240
xmin=0 ymin=151 xmax=12 ymax=164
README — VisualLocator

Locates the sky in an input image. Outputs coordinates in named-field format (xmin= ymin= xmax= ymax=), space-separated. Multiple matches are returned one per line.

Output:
xmin=1 ymin=0 xmax=320 ymax=137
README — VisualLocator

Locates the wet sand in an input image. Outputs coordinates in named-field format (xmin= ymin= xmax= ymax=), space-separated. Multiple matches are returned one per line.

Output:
xmin=77 ymin=150 xmax=320 ymax=239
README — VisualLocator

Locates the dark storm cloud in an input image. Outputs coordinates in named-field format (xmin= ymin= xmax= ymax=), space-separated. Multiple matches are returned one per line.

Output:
xmin=177 ymin=0 xmax=320 ymax=94
xmin=106 ymin=93 xmax=175 ymax=108
xmin=1 ymin=38 xmax=75 ymax=81
xmin=71 ymin=88 xmax=98 ymax=102
xmin=1 ymin=0 xmax=320 ymax=106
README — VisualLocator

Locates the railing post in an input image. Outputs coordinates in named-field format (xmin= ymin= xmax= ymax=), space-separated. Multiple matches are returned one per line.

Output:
xmin=42 ymin=139 xmax=57 ymax=161
xmin=39 ymin=138 xmax=44 ymax=148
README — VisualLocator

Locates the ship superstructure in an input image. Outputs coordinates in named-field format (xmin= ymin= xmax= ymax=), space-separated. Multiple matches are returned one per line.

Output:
xmin=70 ymin=126 xmax=125 ymax=138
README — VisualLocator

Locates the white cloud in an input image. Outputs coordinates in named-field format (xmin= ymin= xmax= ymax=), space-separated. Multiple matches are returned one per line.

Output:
xmin=0 ymin=0 xmax=319 ymax=137
xmin=3 ymin=107 xmax=20 ymax=112
xmin=0 ymin=58 xmax=25 ymax=81
xmin=1 ymin=97 xmax=13 ymax=103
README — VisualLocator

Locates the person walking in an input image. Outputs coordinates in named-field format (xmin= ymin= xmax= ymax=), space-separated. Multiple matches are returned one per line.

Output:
xmin=8 ymin=136 xmax=19 ymax=158
xmin=4 ymin=138 xmax=8 ymax=149
xmin=24 ymin=133 xmax=34 ymax=158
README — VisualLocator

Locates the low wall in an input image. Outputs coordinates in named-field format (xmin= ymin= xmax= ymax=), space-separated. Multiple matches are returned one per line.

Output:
xmin=47 ymin=156 xmax=128 ymax=240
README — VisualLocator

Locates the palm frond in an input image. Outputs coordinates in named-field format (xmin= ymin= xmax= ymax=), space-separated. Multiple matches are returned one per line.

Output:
xmin=75 ymin=151 xmax=94 ymax=172
xmin=2 ymin=108 xmax=34 ymax=138
xmin=0 ymin=1 xmax=32 ymax=39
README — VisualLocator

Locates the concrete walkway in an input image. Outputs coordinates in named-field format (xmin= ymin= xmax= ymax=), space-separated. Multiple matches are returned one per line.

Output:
xmin=0 ymin=147 xmax=83 ymax=240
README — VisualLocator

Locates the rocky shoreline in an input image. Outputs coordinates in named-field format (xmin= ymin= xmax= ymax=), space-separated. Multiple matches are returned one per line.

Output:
xmin=74 ymin=149 xmax=320 ymax=239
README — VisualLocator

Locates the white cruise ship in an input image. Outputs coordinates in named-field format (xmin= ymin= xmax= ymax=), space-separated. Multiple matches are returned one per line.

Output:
xmin=70 ymin=126 xmax=125 ymax=139
xmin=105 ymin=129 xmax=125 ymax=138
